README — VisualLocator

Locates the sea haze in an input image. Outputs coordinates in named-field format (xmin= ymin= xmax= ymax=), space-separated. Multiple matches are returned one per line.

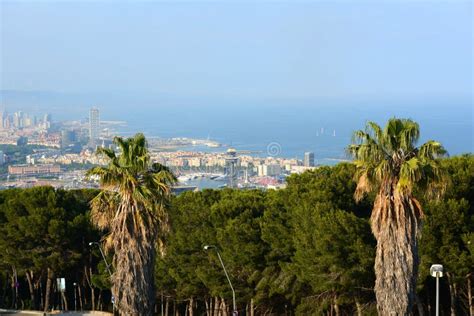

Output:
xmin=1 ymin=91 xmax=472 ymax=164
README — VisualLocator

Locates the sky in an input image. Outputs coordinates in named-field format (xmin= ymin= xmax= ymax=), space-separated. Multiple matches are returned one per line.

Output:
xmin=0 ymin=1 xmax=473 ymax=100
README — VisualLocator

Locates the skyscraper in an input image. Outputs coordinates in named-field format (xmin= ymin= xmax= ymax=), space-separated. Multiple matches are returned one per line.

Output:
xmin=0 ymin=111 xmax=6 ymax=129
xmin=304 ymin=152 xmax=315 ymax=167
xmin=13 ymin=112 xmax=22 ymax=128
xmin=43 ymin=114 xmax=51 ymax=129
xmin=89 ymin=108 xmax=100 ymax=145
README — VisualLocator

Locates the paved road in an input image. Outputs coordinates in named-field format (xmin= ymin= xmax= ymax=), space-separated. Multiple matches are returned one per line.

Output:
xmin=0 ymin=312 xmax=43 ymax=316
xmin=1 ymin=314 xmax=37 ymax=316
xmin=0 ymin=312 xmax=111 ymax=316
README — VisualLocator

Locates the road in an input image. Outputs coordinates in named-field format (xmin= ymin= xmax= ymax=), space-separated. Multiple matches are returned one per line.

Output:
xmin=0 ymin=311 xmax=111 ymax=316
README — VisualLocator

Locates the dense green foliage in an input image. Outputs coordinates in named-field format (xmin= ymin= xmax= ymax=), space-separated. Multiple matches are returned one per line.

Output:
xmin=418 ymin=155 xmax=474 ymax=315
xmin=0 ymin=187 xmax=105 ymax=311
xmin=0 ymin=155 xmax=472 ymax=315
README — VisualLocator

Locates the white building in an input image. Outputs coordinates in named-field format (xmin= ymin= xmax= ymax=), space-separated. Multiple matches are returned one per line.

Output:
xmin=304 ymin=152 xmax=315 ymax=167
xmin=187 ymin=158 xmax=202 ymax=167
xmin=257 ymin=164 xmax=282 ymax=177
xmin=290 ymin=165 xmax=317 ymax=174
xmin=89 ymin=108 xmax=100 ymax=144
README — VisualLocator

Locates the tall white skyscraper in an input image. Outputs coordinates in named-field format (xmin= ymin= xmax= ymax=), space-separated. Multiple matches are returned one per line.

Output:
xmin=43 ymin=113 xmax=51 ymax=129
xmin=89 ymin=108 xmax=100 ymax=145
xmin=304 ymin=152 xmax=315 ymax=167
xmin=0 ymin=111 xmax=6 ymax=129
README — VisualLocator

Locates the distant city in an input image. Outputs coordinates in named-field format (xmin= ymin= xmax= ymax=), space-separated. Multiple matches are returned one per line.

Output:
xmin=0 ymin=107 xmax=319 ymax=191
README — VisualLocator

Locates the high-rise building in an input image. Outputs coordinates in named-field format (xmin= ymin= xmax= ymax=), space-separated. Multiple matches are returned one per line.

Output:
xmin=89 ymin=108 xmax=100 ymax=145
xmin=23 ymin=116 xmax=32 ymax=127
xmin=13 ymin=112 xmax=21 ymax=128
xmin=43 ymin=114 xmax=52 ymax=129
xmin=304 ymin=152 xmax=315 ymax=167
xmin=0 ymin=111 xmax=6 ymax=129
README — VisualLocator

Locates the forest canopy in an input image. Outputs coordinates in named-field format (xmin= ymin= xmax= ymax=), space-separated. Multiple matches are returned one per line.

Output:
xmin=0 ymin=155 xmax=472 ymax=315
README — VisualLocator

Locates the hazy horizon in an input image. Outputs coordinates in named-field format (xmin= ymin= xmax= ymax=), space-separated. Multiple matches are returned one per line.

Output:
xmin=1 ymin=89 xmax=472 ymax=159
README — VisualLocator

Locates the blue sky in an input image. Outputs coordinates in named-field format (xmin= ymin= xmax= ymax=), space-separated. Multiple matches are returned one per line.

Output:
xmin=1 ymin=1 xmax=472 ymax=100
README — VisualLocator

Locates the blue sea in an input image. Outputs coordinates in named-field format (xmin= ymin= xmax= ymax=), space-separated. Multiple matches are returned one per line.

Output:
xmin=102 ymin=98 xmax=473 ymax=165
xmin=1 ymin=92 xmax=472 ymax=164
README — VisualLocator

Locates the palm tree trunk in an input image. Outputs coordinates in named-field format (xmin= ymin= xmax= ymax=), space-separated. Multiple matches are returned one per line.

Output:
xmin=371 ymin=191 xmax=422 ymax=316
xmin=112 ymin=203 xmax=157 ymax=316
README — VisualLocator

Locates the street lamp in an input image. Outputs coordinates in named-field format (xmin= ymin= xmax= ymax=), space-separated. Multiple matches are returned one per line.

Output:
xmin=89 ymin=242 xmax=113 ymax=277
xmin=430 ymin=264 xmax=443 ymax=316
xmin=73 ymin=282 xmax=77 ymax=311
xmin=204 ymin=245 xmax=237 ymax=316
xmin=89 ymin=241 xmax=115 ymax=313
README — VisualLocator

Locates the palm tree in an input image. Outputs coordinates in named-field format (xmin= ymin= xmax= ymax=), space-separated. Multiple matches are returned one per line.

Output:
xmin=348 ymin=118 xmax=447 ymax=315
xmin=88 ymin=133 xmax=176 ymax=315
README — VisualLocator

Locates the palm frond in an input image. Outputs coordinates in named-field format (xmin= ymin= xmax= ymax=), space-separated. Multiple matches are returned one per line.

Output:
xmin=88 ymin=133 xmax=177 ymax=258
xmin=348 ymin=118 xmax=447 ymax=200
xmin=90 ymin=191 xmax=119 ymax=230
xmin=419 ymin=140 xmax=447 ymax=160
xmin=398 ymin=119 xmax=419 ymax=151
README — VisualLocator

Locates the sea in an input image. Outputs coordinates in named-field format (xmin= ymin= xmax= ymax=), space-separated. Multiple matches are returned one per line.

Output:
xmin=103 ymin=98 xmax=473 ymax=165
xmin=1 ymin=92 xmax=473 ymax=165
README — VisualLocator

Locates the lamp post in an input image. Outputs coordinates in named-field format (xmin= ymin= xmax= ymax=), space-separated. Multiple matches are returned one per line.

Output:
xmin=430 ymin=264 xmax=443 ymax=316
xmin=89 ymin=242 xmax=115 ymax=313
xmin=204 ymin=245 xmax=237 ymax=316
xmin=73 ymin=282 xmax=77 ymax=311
xmin=89 ymin=242 xmax=113 ymax=277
